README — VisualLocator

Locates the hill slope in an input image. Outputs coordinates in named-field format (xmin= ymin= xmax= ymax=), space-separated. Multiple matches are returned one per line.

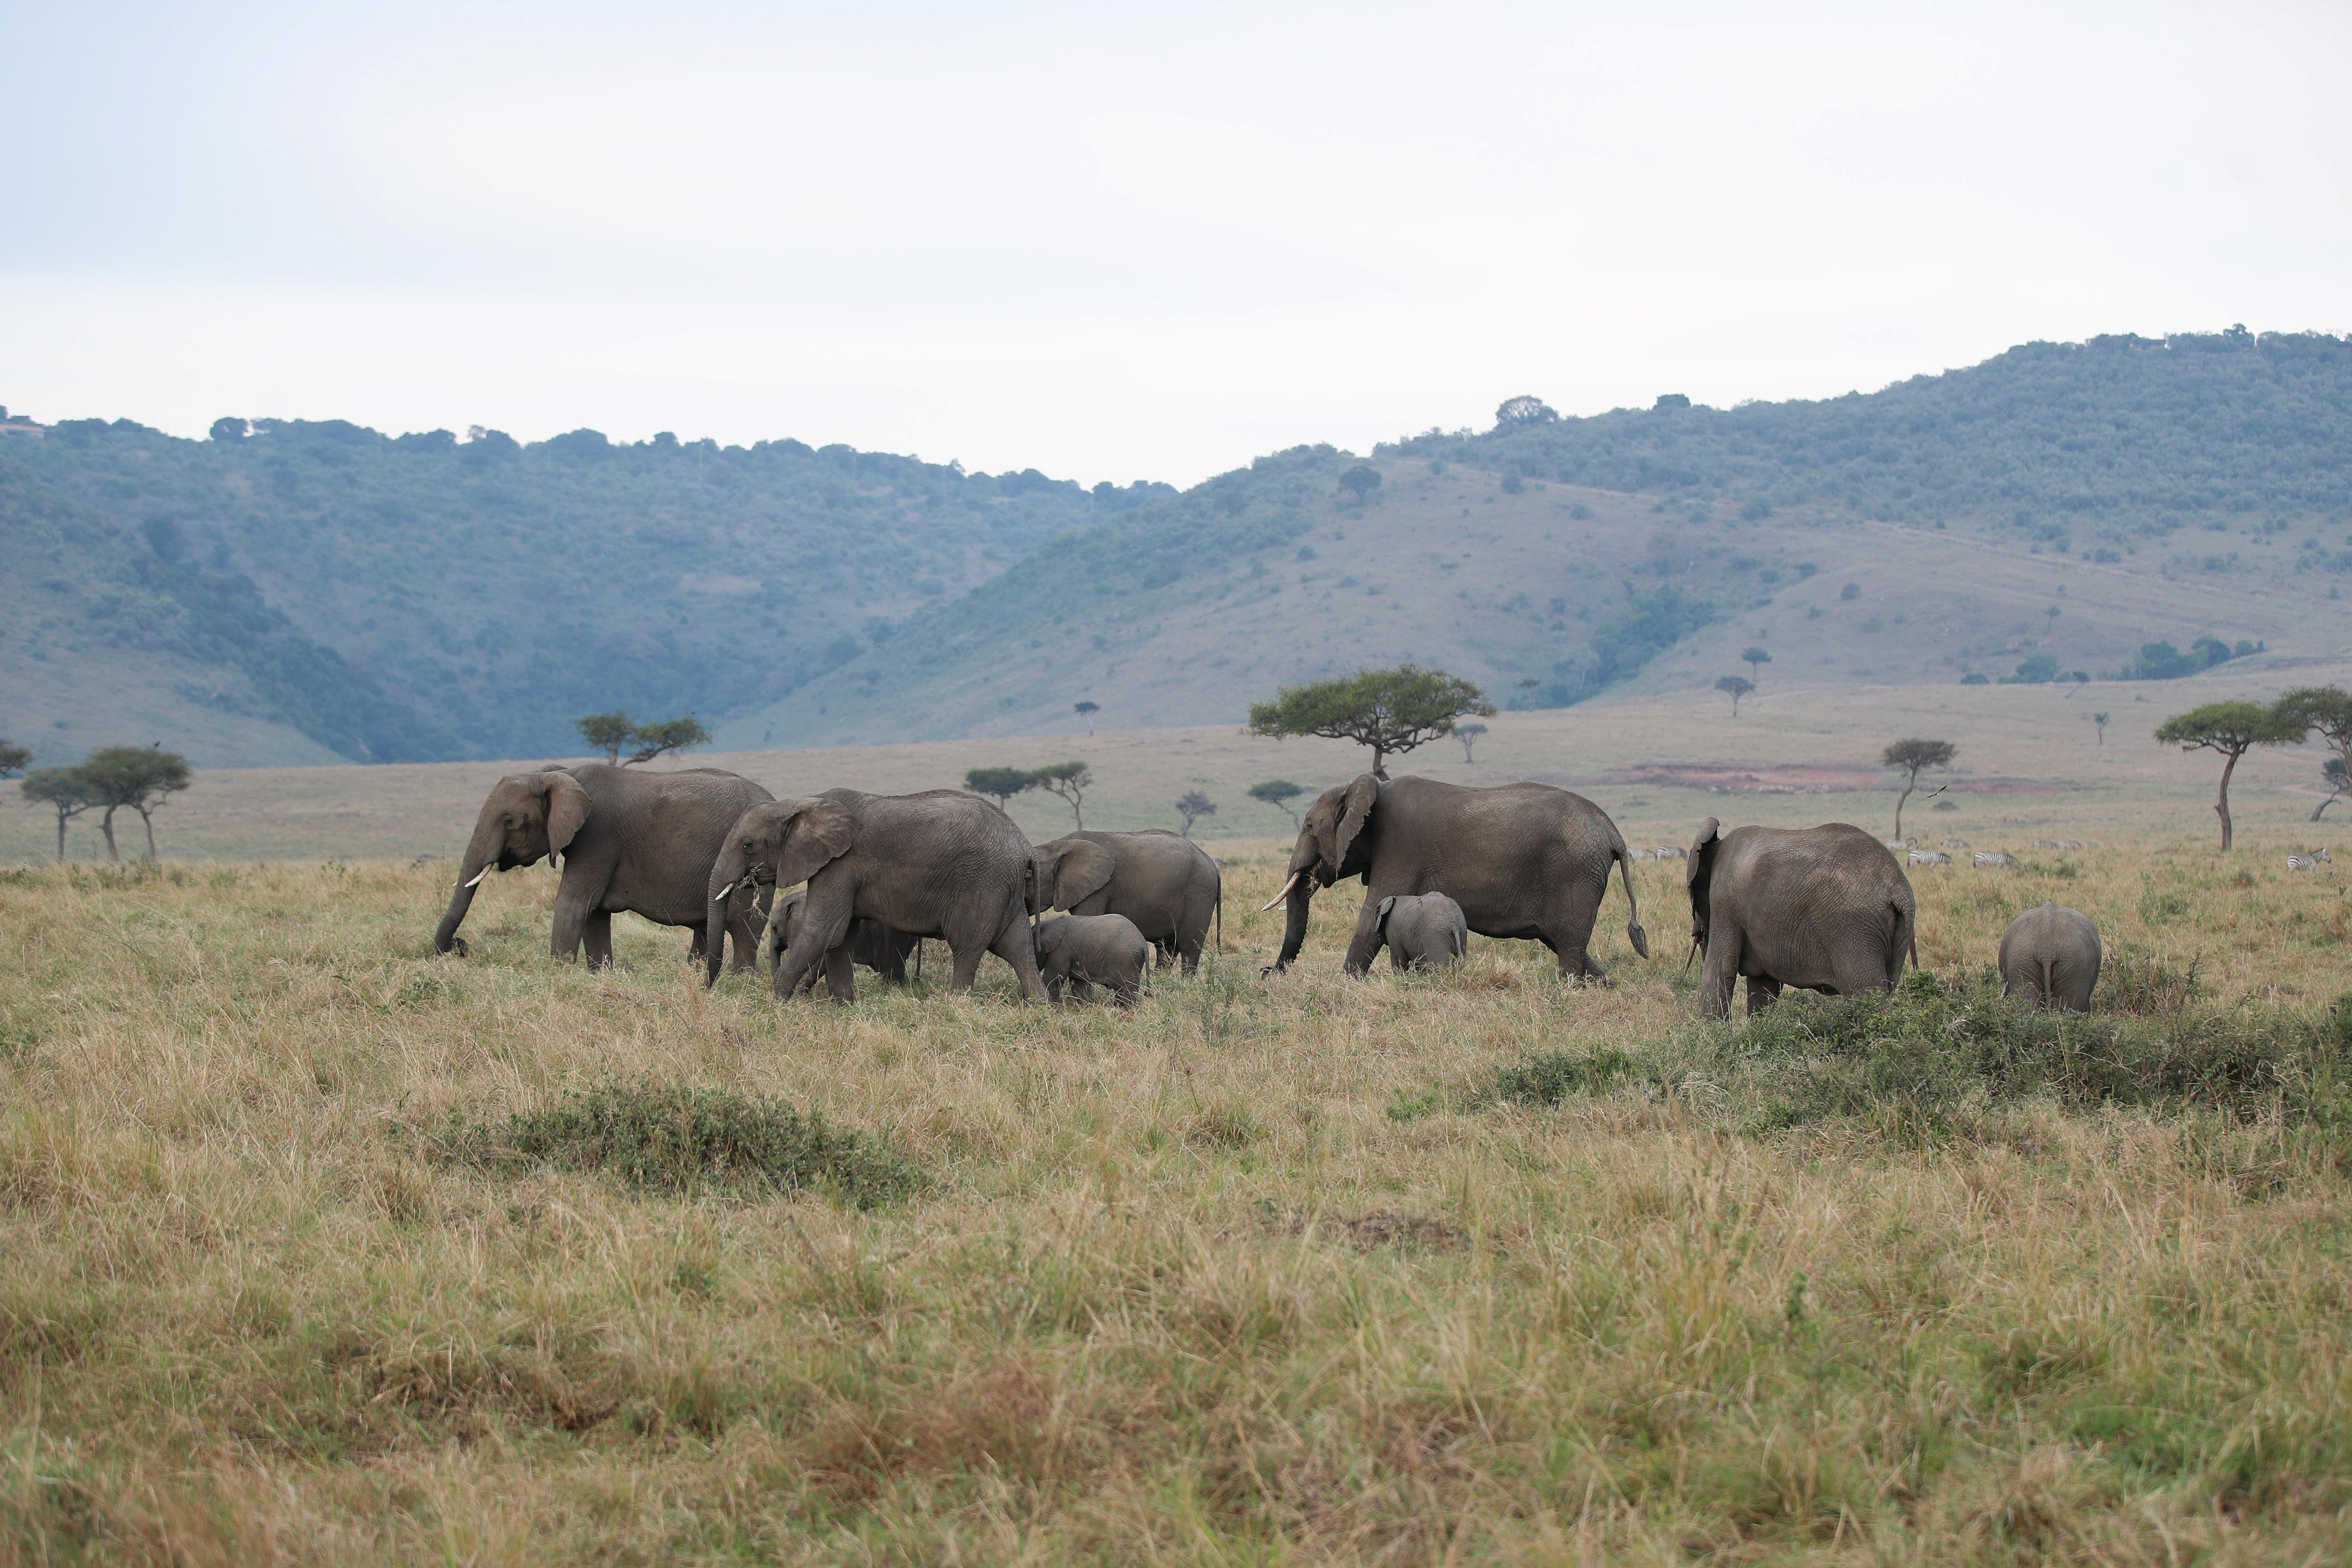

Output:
xmin=727 ymin=329 xmax=2352 ymax=747
xmin=1 ymin=418 xmax=1152 ymax=765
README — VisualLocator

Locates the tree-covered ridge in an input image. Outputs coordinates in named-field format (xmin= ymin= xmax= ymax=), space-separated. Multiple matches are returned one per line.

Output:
xmin=5 ymin=419 xmax=1157 ymax=760
xmin=1388 ymin=330 xmax=2352 ymax=548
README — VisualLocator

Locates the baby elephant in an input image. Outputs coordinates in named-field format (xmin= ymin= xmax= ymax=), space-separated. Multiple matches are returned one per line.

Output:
xmin=1999 ymin=903 xmax=2101 ymax=1010
xmin=1032 ymin=913 xmax=1149 ymax=1006
xmin=1374 ymin=891 xmax=1468 ymax=971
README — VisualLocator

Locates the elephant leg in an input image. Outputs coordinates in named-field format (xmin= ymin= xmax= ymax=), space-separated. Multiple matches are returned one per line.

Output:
xmin=1044 ymin=969 xmax=1066 ymax=1004
xmin=1828 ymin=945 xmax=1897 ymax=998
xmin=989 ymin=919 xmax=1047 ymax=1001
xmin=1069 ymin=973 xmax=1094 ymax=1003
xmin=727 ymin=904 xmax=761 ymax=973
xmin=1698 ymin=931 xmax=1741 ymax=1021
xmin=583 ymin=911 xmax=615 ymax=970
xmin=1545 ymin=890 xmax=1604 ymax=981
xmin=824 ymin=945 xmax=857 ymax=1005
xmin=1342 ymin=894 xmax=1386 ymax=976
xmin=1744 ymin=974 xmax=1782 ymax=1015
xmin=687 ymin=924 xmax=708 ymax=963
xmin=1112 ymin=973 xmax=1139 ymax=1007
xmin=949 ymin=942 xmax=986 ymax=993
xmin=549 ymin=874 xmax=598 ymax=962
xmin=774 ymin=897 xmax=852 ymax=999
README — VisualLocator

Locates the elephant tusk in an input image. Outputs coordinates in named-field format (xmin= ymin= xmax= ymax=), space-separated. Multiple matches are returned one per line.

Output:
xmin=464 ymin=867 xmax=492 ymax=888
xmin=1682 ymin=933 xmax=1701 ymax=973
xmin=1260 ymin=870 xmax=1305 ymax=912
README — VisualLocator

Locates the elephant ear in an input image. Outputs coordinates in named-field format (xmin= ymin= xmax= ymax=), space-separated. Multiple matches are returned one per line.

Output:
xmin=773 ymin=798 xmax=857 ymax=890
xmin=1375 ymin=895 xmax=1398 ymax=936
xmin=1687 ymin=817 xmax=1722 ymax=933
xmin=542 ymin=772 xmax=592 ymax=856
xmin=1333 ymin=774 xmax=1381 ymax=868
xmin=1050 ymin=841 xmax=1117 ymax=911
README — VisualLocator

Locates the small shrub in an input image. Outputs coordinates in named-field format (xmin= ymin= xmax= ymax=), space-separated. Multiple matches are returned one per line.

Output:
xmin=1480 ymin=1047 xmax=1635 ymax=1107
xmin=430 ymin=1082 xmax=923 ymax=1207
xmin=2100 ymin=946 xmax=2203 ymax=1013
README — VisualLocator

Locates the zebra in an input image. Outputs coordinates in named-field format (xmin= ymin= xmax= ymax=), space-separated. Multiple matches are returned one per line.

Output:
xmin=1975 ymin=851 xmax=2013 ymax=869
xmin=1630 ymin=847 xmax=1657 ymax=861
xmin=1909 ymin=849 xmax=1953 ymax=867
xmin=2287 ymin=849 xmax=2333 ymax=870
xmin=1942 ymin=837 xmax=1970 ymax=849
xmin=2031 ymin=839 xmax=2061 ymax=850
xmin=1654 ymin=846 xmax=1686 ymax=860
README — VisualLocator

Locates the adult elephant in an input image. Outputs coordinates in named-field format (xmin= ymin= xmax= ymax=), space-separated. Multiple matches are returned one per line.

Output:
xmin=1685 ymin=817 xmax=1915 ymax=1019
xmin=1030 ymin=830 xmax=1222 ymax=974
xmin=707 ymin=788 xmax=1044 ymax=1002
xmin=433 ymin=764 xmax=774 ymax=968
xmin=1264 ymin=774 xmax=1648 ymax=979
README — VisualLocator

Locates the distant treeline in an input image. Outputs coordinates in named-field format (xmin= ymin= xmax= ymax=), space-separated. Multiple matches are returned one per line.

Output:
xmin=1388 ymin=330 xmax=2352 ymax=550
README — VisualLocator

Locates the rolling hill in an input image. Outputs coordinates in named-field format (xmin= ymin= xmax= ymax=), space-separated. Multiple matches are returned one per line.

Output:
xmin=7 ymin=328 xmax=2351 ymax=769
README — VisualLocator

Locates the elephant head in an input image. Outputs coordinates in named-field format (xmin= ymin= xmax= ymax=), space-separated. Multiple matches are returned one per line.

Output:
xmin=705 ymin=797 xmax=857 ymax=984
xmin=434 ymin=768 xmax=592 ymax=955
xmin=1265 ymin=774 xmax=1380 ymax=968
xmin=1684 ymin=817 xmax=1723 ymax=969
xmin=1031 ymin=837 xmax=1117 ymax=913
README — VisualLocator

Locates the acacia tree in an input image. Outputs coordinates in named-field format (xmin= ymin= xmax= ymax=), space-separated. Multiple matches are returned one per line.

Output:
xmin=1031 ymin=760 xmax=1093 ymax=829
xmin=2277 ymin=686 xmax=2352 ymax=822
xmin=964 ymin=767 xmax=1036 ymax=806
xmin=2313 ymin=757 xmax=2349 ymax=822
xmin=1337 ymin=466 xmax=1382 ymax=508
xmin=626 ymin=715 xmax=709 ymax=764
xmin=577 ymin=712 xmax=636 ymax=764
xmin=1247 ymin=664 xmax=1493 ymax=779
xmin=2093 ymin=712 xmax=2110 ymax=747
xmin=76 ymin=745 xmax=194 ymax=862
xmin=0 ymin=737 xmax=29 ymax=778
xmin=20 ymin=768 xmax=89 ymax=861
xmin=1174 ymin=789 xmax=1217 ymax=837
xmin=1247 ymin=779 xmax=1305 ymax=827
xmin=1715 ymin=675 xmax=1754 ymax=717
xmin=2154 ymin=701 xmax=2300 ymax=851
xmin=1074 ymin=700 xmax=1099 ymax=736
xmin=1742 ymin=646 xmax=1772 ymax=682
xmin=1454 ymin=722 xmax=1487 ymax=762
xmin=1882 ymin=737 xmax=1956 ymax=840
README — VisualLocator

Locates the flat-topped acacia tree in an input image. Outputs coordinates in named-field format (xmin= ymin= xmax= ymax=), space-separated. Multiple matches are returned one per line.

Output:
xmin=1882 ymin=737 xmax=1956 ymax=840
xmin=1247 ymin=664 xmax=1493 ymax=780
xmin=2277 ymin=686 xmax=2352 ymax=822
xmin=2155 ymin=701 xmax=2302 ymax=851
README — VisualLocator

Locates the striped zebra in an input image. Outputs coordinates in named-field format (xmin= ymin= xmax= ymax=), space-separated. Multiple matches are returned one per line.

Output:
xmin=2031 ymin=839 xmax=2060 ymax=850
xmin=1942 ymin=837 xmax=1970 ymax=849
xmin=1974 ymin=851 xmax=2013 ymax=868
xmin=1909 ymin=849 xmax=1953 ymax=867
xmin=2287 ymin=849 xmax=2332 ymax=870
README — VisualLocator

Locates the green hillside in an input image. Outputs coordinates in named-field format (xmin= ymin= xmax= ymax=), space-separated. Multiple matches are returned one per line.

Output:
xmin=10 ymin=328 xmax=2352 ymax=768
xmin=731 ymin=330 xmax=2352 ymax=746
xmin=1 ymin=418 xmax=1153 ymax=764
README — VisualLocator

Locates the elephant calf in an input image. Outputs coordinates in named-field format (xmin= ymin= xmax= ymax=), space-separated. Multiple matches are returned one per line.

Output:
xmin=764 ymin=891 xmax=922 ymax=996
xmin=1374 ymin=892 xmax=1468 ymax=971
xmin=1998 ymin=903 xmax=2101 ymax=1011
xmin=1032 ymin=913 xmax=1148 ymax=1006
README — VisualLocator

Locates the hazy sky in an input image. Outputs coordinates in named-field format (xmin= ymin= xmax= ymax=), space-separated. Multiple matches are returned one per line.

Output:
xmin=4 ymin=1 xmax=2346 ymax=485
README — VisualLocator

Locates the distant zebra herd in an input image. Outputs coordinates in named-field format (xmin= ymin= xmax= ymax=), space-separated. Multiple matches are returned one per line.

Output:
xmin=1630 ymin=834 xmax=2330 ymax=873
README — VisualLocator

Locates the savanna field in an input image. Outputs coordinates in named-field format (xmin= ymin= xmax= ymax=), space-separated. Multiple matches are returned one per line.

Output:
xmin=3 ymin=826 xmax=2350 ymax=1566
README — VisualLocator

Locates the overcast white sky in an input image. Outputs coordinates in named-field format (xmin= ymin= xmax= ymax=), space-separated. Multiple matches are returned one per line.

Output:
xmin=4 ymin=1 xmax=2347 ymax=485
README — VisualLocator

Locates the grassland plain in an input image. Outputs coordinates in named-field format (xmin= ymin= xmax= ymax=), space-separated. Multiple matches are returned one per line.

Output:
xmin=10 ymin=667 xmax=2352 ymax=866
xmin=2 ymin=826 xmax=2350 ymax=1563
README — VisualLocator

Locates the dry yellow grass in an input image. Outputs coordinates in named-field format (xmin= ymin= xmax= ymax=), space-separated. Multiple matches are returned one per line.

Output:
xmin=1 ymin=827 xmax=2349 ymax=1562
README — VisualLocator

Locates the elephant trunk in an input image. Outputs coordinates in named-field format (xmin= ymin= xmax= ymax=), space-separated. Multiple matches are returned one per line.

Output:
xmin=1273 ymin=877 xmax=1315 ymax=969
xmin=705 ymin=845 xmax=752 ymax=987
xmin=433 ymin=816 xmax=503 ymax=955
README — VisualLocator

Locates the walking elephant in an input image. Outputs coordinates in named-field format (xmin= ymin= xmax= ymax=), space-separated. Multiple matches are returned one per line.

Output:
xmin=1685 ymin=817 xmax=1916 ymax=1019
xmin=1374 ymin=891 xmax=1468 ymax=971
xmin=1032 ymin=913 xmax=1149 ymax=1006
xmin=763 ymin=889 xmax=924 ymax=996
xmin=432 ymin=764 xmax=774 ymax=969
xmin=1030 ymin=830 xmax=1222 ymax=974
xmin=1998 ymin=904 xmax=2101 ymax=1010
xmin=1264 ymin=774 xmax=1648 ymax=979
xmin=707 ymin=788 xmax=1044 ymax=1003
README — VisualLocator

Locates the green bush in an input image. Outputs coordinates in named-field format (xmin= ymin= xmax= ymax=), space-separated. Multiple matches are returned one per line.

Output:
xmin=431 ymin=1081 xmax=923 ymax=1207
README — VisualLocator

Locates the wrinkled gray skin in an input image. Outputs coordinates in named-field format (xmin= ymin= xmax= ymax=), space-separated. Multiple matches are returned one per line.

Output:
xmin=762 ymin=889 xmax=924 ymax=997
xmin=707 ymin=788 xmax=1044 ymax=1003
xmin=1031 ymin=830 xmax=1222 ymax=974
xmin=1686 ymin=817 xmax=1916 ymax=1019
xmin=1998 ymin=903 xmax=2101 ymax=1010
xmin=433 ymin=764 xmax=774 ymax=968
xmin=1374 ymin=891 xmax=1468 ymax=971
xmin=1031 ymin=912 xmax=1149 ymax=1006
xmin=1269 ymin=774 xmax=1648 ymax=979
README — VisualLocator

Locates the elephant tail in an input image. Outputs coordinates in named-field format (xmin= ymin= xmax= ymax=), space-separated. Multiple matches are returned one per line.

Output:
xmin=1614 ymin=843 xmax=1651 ymax=960
xmin=1891 ymin=900 xmax=1917 ymax=985
xmin=1215 ymin=887 xmax=1224 ymax=955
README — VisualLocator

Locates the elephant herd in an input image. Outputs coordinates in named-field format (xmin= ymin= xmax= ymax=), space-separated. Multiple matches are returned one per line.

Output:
xmin=431 ymin=762 xmax=2102 ymax=1013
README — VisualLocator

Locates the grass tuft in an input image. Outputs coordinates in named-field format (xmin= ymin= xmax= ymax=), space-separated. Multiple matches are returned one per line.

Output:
xmin=429 ymin=1080 xmax=924 ymax=1206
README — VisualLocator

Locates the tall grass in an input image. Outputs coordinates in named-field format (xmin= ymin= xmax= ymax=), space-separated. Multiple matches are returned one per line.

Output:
xmin=0 ymin=836 xmax=2348 ymax=1561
